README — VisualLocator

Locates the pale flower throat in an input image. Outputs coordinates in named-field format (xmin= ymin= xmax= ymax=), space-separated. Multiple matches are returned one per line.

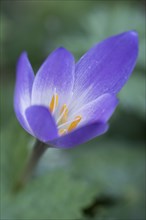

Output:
xmin=49 ymin=93 xmax=82 ymax=136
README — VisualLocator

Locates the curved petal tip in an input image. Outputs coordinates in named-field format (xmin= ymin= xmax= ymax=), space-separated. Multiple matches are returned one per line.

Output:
xmin=121 ymin=30 xmax=138 ymax=46
xmin=18 ymin=51 xmax=28 ymax=61
xmin=125 ymin=30 xmax=138 ymax=41
xmin=127 ymin=30 xmax=138 ymax=37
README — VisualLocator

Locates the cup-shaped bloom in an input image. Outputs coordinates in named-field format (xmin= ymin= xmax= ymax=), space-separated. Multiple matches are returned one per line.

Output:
xmin=14 ymin=31 xmax=138 ymax=148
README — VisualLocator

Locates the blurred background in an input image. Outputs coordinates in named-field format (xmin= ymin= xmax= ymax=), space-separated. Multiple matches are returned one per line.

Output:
xmin=1 ymin=0 xmax=145 ymax=219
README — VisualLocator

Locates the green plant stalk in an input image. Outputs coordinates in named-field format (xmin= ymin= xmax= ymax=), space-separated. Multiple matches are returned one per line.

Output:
xmin=14 ymin=140 xmax=48 ymax=192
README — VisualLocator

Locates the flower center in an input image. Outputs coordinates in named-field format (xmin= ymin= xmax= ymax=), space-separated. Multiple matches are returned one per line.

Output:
xmin=49 ymin=93 xmax=82 ymax=135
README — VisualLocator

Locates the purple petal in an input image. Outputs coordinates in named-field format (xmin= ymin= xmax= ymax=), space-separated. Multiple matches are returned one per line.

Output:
xmin=49 ymin=122 xmax=108 ymax=148
xmin=25 ymin=106 xmax=58 ymax=142
xmin=14 ymin=52 xmax=34 ymax=134
xmin=72 ymin=31 xmax=138 ymax=104
xmin=31 ymin=47 xmax=75 ymax=108
xmin=69 ymin=93 xmax=118 ymax=126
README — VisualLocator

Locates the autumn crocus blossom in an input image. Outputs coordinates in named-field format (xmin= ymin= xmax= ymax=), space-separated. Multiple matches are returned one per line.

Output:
xmin=14 ymin=31 xmax=138 ymax=148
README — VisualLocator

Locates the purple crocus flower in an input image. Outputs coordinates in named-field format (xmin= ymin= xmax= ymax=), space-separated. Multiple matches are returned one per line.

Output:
xmin=14 ymin=31 xmax=138 ymax=148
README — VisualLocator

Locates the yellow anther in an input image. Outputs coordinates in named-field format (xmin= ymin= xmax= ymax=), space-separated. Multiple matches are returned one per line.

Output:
xmin=68 ymin=116 xmax=82 ymax=132
xmin=59 ymin=104 xmax=68 ymax=124
xmin=49 ymin=94 xmax=58 ymax=113
xmin=59 ymin=128 xmax=67 ymax=136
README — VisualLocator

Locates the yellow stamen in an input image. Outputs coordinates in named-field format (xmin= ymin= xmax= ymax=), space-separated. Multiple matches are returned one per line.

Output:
xmin=59 ymin=128 xmax=67 ymax=136
xmin=59 ymin=104 xmax=68 ymax=124
xmin=49 ymin=94 xmax=58 ymax=113
xmin=67 ymin=116 xmax=82 ymax=132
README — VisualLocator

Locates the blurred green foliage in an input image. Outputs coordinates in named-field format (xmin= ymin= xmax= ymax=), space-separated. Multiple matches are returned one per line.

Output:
xmin=1 ymin=0 xmax=145 ymax=219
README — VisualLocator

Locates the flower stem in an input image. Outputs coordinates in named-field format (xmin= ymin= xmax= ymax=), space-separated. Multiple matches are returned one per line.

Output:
xmin=14 ymin=140 xmax=48 ymax=192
